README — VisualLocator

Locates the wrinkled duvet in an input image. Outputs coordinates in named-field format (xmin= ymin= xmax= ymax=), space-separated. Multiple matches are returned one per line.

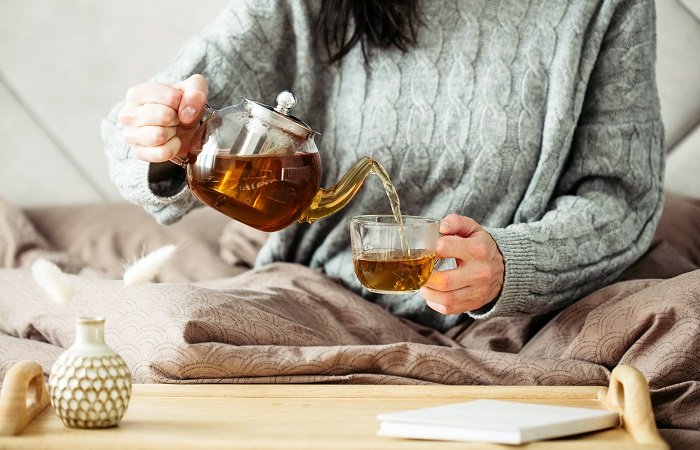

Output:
xmin=0 ymin=195 xmax=698 ymax=448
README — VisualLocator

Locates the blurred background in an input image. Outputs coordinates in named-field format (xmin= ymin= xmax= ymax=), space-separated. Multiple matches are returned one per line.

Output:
xmin=0 ymin=0 xmax=227 ymax=206
xmin=0 ymin=0 xmax=698 ymax=208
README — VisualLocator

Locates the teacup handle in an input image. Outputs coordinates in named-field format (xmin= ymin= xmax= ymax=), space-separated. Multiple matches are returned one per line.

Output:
xmin=433 ymin=233 xmax=447 ymax=271
xmin=434 ymin=257 xmax=447 ymax=271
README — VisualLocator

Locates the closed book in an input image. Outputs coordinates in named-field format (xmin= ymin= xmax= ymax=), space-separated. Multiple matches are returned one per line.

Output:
xmin=377 ymin=399 xmax=620 ymax=445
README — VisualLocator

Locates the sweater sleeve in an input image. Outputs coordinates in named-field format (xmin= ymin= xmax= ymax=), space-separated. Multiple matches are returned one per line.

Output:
xmin=101 ymin=0 xmax=301 ymax=224
xmin=473 ymin=0 xmax=665 ymax=318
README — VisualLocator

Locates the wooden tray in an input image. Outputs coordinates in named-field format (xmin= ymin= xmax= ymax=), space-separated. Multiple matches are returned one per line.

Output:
xmin=0 ymin=361 xmax=668 ymax=449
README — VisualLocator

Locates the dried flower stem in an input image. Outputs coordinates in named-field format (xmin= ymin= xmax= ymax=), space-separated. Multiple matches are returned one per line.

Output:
xmin=31 ymin=245 xmax=177 ymax=308
xmin=31 ymin=259 xmax=73 ymax=305
xmin=123 ymin=244 xmax=177 ymax=287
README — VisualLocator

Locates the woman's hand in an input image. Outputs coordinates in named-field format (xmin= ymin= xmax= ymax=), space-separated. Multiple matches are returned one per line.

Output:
xmin=118 ymin=74 xmax=209 ymax=163
xmin=419 ymin=214 xmax=505 ymax=315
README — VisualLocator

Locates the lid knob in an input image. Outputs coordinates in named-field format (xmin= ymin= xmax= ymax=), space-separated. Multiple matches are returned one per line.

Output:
xmin=274 ymin=90 xmax=297 ymax=115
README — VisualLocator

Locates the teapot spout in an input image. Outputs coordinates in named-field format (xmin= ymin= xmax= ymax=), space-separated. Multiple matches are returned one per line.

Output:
xmin=298 ymin=156 xmax=378 ymax=223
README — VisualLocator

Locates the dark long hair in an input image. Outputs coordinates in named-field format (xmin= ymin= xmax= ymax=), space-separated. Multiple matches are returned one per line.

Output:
xmin=317 ymin=0 xmax=420 ymax=64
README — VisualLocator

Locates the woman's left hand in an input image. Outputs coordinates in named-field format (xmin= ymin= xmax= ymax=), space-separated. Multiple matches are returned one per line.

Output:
xmin=419 ymin=214 xmax=505 ymax=315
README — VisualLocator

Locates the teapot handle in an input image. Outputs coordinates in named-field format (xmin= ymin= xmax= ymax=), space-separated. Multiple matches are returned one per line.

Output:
xmin=169 ymin=104 xmax=218 ymax=169
xmin=199 ymin=103 xmax=217 ymax=126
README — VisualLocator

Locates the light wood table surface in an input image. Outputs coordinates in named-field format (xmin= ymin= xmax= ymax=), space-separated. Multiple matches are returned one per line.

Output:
xmin=0 ymin=363 xmax=669 ymax=449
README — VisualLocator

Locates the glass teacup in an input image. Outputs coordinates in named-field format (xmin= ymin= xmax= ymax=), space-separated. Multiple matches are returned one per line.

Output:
xmin=349 ymin=215 xmax=441 ymax=294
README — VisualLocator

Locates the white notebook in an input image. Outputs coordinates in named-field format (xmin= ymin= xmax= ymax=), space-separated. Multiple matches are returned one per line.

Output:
xmin=377 ymin=399 xmax=620 ymax=445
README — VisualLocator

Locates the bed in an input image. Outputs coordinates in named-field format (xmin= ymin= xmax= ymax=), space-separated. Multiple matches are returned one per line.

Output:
xmin=0 ymin=192 xmax=699 ymax=448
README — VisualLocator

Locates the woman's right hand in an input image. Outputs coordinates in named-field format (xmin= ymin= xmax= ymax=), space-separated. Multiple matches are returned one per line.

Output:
xmin=118 ymin=74 xmax=209 ymax=163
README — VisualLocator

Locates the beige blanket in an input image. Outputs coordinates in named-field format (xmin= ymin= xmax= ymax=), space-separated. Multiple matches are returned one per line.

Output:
xmin=0 ymin=196 xmax=698 ymax=448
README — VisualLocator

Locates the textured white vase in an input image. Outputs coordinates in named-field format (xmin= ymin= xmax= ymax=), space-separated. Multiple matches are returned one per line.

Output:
xmin=48 ymin=316 xmax=132 ymax=428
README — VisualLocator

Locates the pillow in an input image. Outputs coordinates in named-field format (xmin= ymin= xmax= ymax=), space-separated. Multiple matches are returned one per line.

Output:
xmin=618 ymin=191 xmax=700 ymax=281
xmin=655 ymin=191 xmax=700 ymax=266
xmin=23 ymin=202 xmax=245 ymax=283
xmin=218 ymin=219 xmax=268 ymax=268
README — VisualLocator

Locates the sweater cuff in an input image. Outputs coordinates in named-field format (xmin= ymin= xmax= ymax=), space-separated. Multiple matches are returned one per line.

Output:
xmin=125 ymin=159 xmax=197 ymax=225
xmin=467 ymin=225 xmax=536 ymax=319
xmin=148 ymin=161 xmax=188 ymax=197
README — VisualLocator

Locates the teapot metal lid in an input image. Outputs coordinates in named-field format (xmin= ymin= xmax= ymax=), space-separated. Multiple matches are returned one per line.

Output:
xmin=243 ymin=91 xmax=317 ymax=139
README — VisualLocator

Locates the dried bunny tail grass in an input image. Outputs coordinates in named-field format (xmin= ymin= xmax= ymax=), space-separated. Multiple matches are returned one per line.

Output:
xmin=123 ymin=244 xmax=177 ymax=287
xmin=31 ymin=258 xmax=73 ymax=304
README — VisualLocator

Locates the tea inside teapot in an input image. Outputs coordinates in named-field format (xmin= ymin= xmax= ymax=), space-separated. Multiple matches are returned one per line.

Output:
xmin=182 ymin=91 xmax=402 ymax=232
xmin=189 ymin=150 xmax=322 ymax=231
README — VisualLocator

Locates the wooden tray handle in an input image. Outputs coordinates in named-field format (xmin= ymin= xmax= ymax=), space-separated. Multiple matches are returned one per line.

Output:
xmin=0 ymin=360 xmax=51 ymax=436
xmin=599 ymin=365 xmax=668 ymax=449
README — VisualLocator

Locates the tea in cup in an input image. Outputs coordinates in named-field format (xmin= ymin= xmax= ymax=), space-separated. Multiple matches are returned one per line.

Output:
xmin=349 ymin=215 xmax=441 ymax=294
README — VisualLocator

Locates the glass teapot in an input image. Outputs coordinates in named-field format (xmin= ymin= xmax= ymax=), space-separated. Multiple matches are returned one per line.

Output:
xmin=179 ymin=91 xmax=382 ymax=232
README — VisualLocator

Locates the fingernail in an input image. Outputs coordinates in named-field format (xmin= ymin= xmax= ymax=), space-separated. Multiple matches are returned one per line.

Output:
xmin=181 ymin=106 xmax=197 ymax=122
xmin=440 ymin=220 xmax=450 ymax=232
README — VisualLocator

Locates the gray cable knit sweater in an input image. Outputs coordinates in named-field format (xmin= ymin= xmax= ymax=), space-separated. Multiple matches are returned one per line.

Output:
xmin=102 ymin=0 xmax=664 ymax=331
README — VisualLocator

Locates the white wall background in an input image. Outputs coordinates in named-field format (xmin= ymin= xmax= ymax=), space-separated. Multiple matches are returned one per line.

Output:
xmin=0 ymin=0 xmax=698 ymax=207
xmin=0 ymin=0 xmax=227 ymax=206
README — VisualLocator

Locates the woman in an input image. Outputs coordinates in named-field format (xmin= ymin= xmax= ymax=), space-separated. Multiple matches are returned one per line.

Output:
xmin=103 ymin=0 xmax=664 ymax=332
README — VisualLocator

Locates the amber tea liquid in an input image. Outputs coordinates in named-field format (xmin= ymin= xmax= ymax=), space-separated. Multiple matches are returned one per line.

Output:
xmin=188 ymin=152 xmax=321 ymax=232
xmin=365 ymin=161 xmax=410 ymax=253
xmin=353 ymin=249 xmax=436 ymax=293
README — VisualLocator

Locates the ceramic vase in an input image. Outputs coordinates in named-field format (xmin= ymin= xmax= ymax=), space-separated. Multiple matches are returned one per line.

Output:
xmin=48 ymin=316 xmax=132 ymax=428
